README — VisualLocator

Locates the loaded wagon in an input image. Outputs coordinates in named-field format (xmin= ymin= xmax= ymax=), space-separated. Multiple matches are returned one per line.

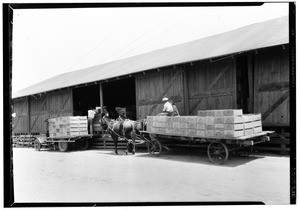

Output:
xmin=34 ymin=116 xmax=93 ymax=152
xmin=139 ymin=109 xmax=273 ymax=164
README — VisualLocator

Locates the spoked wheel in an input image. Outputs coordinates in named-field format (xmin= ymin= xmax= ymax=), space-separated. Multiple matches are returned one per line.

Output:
xmin=236 ymin=145 xmax=253 ymax=157
xmin=34 ymin=139 xmax=41 ymax=151
xmin=207 ymin=141 xmax=229 ymax=164
xmin=147 ymin=139 xmax=162 ymax=157
xmin=58 ymin=142 xmax=69 ymax=152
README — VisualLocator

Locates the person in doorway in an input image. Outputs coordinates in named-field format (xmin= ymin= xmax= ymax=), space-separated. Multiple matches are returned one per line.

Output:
xmin=88 ymin=107 xmax=96 ymax=134
xmin=162 ymin=97 xmax=174 ymax=116
xmin=101 ymin=106 xmax=109 ymax=118
xmin=93 ymin=108 xmax=102 ymax=133
xmin=169 ymin=100 xmax=180 ymax=116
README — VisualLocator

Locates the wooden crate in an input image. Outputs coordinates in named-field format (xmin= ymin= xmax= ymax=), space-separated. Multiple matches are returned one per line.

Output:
xmin=223 ymin=109 xmax=243 ymax=116
xmin=244 ymin=128 xmax=254 ymax=136
xmin=224 ymin=130 xmax=244 ymax=137
xmin=49 ymin=116 xmax=88 ymax=137
xmin=224 ymin=123 xmax=244 ymax=131
xmin=205 ymin=130 xmax=214 ymax=137
xmin=196 ymin=130 xmax=205 ymax=137
xmin=223 ymin=116 xmax=244 ymax=124
xmin=243 ymin=114 xmax=253 ymax=122
xmin=196 ymin=124 xmax=205 ymax=130
xmin=214 ymin=124 xmax=225 ymax=131
xmin=244 ymin=122 xmax=254 ymax=129
xmin=215 ymin=130 xmax=224 ymax=138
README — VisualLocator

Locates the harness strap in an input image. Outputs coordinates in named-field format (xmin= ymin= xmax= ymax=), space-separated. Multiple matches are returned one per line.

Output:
xmin=108 ymin=126 xmax=131 ymax=142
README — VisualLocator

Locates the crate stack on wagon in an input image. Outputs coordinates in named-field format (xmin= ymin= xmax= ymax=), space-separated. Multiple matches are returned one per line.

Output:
xmin=146 ymin=109 xmax=262 ymax=138
xmin=48 ymin=116 xmax=88 ymax=137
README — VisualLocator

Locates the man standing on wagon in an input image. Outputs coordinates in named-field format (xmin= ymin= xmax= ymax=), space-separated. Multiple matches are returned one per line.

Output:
xmin=162 ymin=97 xmax=174 ymax=116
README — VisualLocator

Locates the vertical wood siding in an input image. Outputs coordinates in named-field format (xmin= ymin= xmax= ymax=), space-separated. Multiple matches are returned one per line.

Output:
xmin=12 ymin=98 xmax=29 ymax=133
xmin=16 ymin=89 xmax=74 ymax=134
xmin=29 ymin=94 xmax=48 ymax=133
xmin=48 ymin=90 xmax=73 ymax=118
xmin=136 ymin=68 xmax=184 ymax=119
xmin=254 ymin=46 xmax=289 ymax=126
xmin=187 ymin=58 xmax=237 ymax=115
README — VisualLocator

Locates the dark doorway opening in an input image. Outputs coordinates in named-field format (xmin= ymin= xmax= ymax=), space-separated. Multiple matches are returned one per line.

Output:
xmin=236 ymin=56 xmax=251 ymax=114
xmin=102 ymin=77 xmax=136 ymax=120
xmin=73 ymin=85 xmax=100 ymax=116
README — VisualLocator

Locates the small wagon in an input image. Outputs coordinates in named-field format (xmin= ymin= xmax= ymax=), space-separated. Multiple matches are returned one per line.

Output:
xmin=139 ymin=130 xmax=273 ymax=164
xmin=34 ymin=134 xmax=93 ymax=152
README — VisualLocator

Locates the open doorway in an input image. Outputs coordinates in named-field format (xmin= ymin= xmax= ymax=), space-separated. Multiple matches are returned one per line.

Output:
xmin=236 ymin=56 xmax=252 ymax=114
xmin=102 ymin=77 xmax=136 ymax=120
xmin=73 ymin=84 xmax=100 ymax=116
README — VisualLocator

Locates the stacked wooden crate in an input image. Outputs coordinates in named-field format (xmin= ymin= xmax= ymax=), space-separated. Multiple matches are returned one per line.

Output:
xmin=146 ymin=110 xmax=263 ymax=138
xmin=48 ymin=116 xmax=88 ymax=137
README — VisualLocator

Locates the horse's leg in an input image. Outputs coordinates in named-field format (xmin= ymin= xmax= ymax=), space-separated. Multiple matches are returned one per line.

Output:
xmin=130 ymin=130 xmax=136 ymax=155
xmin=112 ymin=134 xmax=118 ymax=155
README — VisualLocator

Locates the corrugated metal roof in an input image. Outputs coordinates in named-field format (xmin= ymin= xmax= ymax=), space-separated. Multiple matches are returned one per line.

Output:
xmin=13 ymin=16 xmax=288 ymax=99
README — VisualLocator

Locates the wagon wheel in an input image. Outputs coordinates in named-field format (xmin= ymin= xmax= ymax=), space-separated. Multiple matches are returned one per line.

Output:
xmin=207 ymin=141 xmax=229 ymax=164
xmin=147 ymin=139 xmax=162 ymax=157
xmin=236 ymin=145 xmax=253 ymax=157
xmin=34 ymin=139 xmax=41 ymax=151
xmin=58 ymin=142 xmax=69 ymax=152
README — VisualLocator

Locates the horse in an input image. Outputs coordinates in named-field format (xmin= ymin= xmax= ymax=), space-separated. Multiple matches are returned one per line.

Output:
xmin=99 ymin=115 xmax=145 ymax=155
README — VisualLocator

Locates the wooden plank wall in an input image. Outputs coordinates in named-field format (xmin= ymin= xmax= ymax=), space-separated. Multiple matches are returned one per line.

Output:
xmin=187 ymin=58 xmax=237 ymax=115
xmin=136 ymin=68 xmax=184 ymax=119
xmin=29 ymin=94 xmax=48 ymax=133
xmin=48 ymin=90 xmax=73 ymax=118
xmin=29 ymin=89 xmax=73 ymax=133
xmin=253 ymin=46 xmax=289 ymax=126
xmin=12 ymin=98 xmax=29 ymax=133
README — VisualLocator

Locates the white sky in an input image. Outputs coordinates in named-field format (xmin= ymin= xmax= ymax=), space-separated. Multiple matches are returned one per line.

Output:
xmin=11 ymin=2 xmax=289 ymax=93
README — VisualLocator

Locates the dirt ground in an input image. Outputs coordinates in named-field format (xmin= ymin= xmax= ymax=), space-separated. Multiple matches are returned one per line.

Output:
xmin=12 ymin=146 xmax=290 ymax=204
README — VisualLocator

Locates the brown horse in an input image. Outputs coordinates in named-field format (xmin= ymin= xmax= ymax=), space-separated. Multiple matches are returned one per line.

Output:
xmin=99 ymin=115 xmax=144 ymax=155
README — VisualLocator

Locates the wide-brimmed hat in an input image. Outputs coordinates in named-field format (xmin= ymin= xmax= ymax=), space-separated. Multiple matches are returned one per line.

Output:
xmin=162 ymin=97 xmax=169 ymax=101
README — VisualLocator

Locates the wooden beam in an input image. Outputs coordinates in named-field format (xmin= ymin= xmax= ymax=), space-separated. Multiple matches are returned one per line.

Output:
xmin=189 ymin=88 xmax=235 ymax=100
xmin=247 ymin=54 xmax=254 ymax=113
xmin=28 ymin=97 xmax=30 ymax=134
xmin=262 ymin=90 xmax=289 ymax=121
xmin=99 ymin=83 xmax=103 ymax=113
xmin=258 ymin=82 xmax=289 ymax=92
xmin=148 ymin=70 xmax=182 ymax=115
xmin=138 ymin=95 xmax=182 ymax=106
xmin=182 ymin=70 xmax=189 ymax=115
xmin=189 ymin=66 xmax=228 ymax=114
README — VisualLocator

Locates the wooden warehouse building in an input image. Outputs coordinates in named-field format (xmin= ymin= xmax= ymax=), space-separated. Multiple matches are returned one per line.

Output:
xmin=12 ymin=16 xmax=290 ymax=151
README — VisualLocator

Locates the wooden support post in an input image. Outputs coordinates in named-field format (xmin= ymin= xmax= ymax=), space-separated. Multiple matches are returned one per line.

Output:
xmin=104 ymin=138 xmax=106 ymax=150
xmin=99 ymin=83 xmax=104 ymax=113
xmin=28 ymin=97 xmax=31 ymax=136
xmin=182 ymin=70 xmax=189 ymax=115
xmin=247 ymin=54 xmax=254 ymax=113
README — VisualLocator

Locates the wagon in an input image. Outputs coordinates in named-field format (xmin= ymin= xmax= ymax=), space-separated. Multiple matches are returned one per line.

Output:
xmin=139 ymin=130 xmax=273 ymax=164
xmin=34 ymin=134 xmax=93 ymax=152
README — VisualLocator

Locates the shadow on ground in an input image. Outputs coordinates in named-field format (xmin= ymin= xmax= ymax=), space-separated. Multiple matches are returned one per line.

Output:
xmin=133 ymin=147 xmax=274 ymax=167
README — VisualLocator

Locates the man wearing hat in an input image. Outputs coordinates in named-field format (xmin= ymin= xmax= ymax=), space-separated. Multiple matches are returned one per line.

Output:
xmin=162 ymin=97 xmax=174 ymax=116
